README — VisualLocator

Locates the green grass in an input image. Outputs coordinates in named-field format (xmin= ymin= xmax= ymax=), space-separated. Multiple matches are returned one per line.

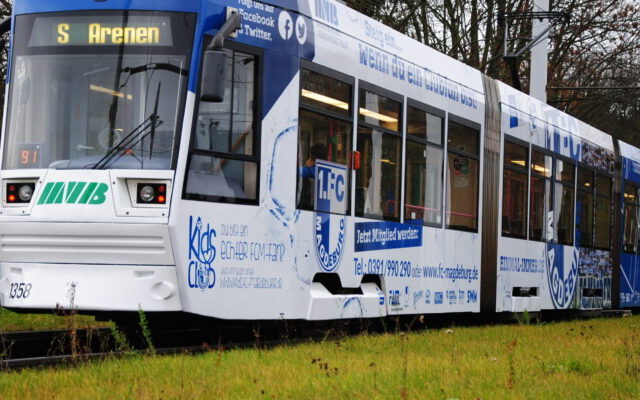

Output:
xmin=0 ymin=307 xmax=109 ymax=332
xmin=1 ymin=316 xmax=639 ymax=399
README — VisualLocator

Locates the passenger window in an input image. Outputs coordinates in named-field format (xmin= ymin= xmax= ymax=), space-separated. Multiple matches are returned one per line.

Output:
xmin=530 ymin=150 xmax=552 ymax=241
xmin=594 ymin=174 xmax=612 ymax=249
xmin=404 ymin=104 xmax=444 ymax=226
xmin=623 ymin=183 xmax=638 ymax=253
xmin=445 ymin=118 xmax=480 ymax=231
xmin=576 ymin=167 xmax=594 ymax=247
xmin=553 ymin=159 xmax=575 ymax=245
xmin=185 ymin=46 xmax=259 ymax=204
xmin=297 ymin=67 xmax=352 ymax=213
xmin=502 ymin=140 xmax=528 ymax=238
xmin=356 ymin=86 xmax=402 ymax=221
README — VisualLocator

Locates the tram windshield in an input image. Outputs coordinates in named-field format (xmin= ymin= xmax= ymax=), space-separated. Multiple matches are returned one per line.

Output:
xmin=3 ymin=11 xmax=195 ymax=170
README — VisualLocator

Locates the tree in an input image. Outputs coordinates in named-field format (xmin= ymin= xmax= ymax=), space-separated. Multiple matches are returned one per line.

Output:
xmin=0 ymin=0 xmax=11 ymax=127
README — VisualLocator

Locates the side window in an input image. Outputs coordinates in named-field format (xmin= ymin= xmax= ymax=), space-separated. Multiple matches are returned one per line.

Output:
xmin=594 ymin=174 xmax=612 ymax=249
xmin=404 ymin=104 xmax=444 ymax=226
xmin=623 ymin=183 xmax=638 ymax=253
xmin=502 ymin=140 xmax=528 ymax=238
xmin=185 ymin=46 xmax=259 ymax=204
xmin=530 ymin=150 xmax=552 ymax=241
xmin=554 ymin=159 xmax=575 ymax=245
xmin=297 ymin=67 xmax=352 ymax=213
xmin=355 ymin=86 xmax=402 ymax=221
xmin=576 ymin=167 xmax=594 ymax=247
xmin=446 ymin=117 xmax=480 ymax=231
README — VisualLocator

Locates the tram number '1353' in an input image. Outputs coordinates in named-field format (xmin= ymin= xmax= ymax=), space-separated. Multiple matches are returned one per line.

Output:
xmin=9 ymin=282 xmax=32 ymax=299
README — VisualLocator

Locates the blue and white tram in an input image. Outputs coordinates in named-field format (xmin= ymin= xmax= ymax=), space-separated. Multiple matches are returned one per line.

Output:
xmin=0 ymin=0 xmax=632 ymax=321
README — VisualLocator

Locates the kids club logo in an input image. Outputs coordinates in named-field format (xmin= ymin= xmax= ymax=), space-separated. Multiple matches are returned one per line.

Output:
xmin=546 ymin=243 xmax=578 ymax=309
xmin=188 ymin=216 xmax=216 ymax=290
xmin=314 ymin=160 xmax=347 ymax=272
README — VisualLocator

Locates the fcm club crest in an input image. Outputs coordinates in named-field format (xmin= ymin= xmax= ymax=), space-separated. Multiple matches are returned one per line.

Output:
xmin=188 ymin=216 xmax=216 ymax=290
xmin=314 ymin=160 xmax=347 ymax=272
xmin=546 ymin=243 xmax=578 ymax=309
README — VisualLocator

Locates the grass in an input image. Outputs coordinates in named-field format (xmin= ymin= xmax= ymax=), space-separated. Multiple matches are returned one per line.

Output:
xmin=0 ymin=307 xmax=109 ymax=332
xmin=0 ymin=316 xmax=639 ymax=399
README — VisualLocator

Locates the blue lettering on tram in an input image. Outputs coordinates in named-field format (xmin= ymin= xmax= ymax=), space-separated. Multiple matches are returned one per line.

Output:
xmin=188 ymin=216 xmax=216 ymax=290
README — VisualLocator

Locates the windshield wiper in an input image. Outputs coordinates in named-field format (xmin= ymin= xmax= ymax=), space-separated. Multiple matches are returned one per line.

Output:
xmin=121 ymin=63 xmax=188 ymax=76
xmin=92 ymin=83 xmax=163 ymax=170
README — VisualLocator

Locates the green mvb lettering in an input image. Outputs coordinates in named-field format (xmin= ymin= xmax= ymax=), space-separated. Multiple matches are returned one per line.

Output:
xmin=36 ymin=181 xmax=109 ymax=205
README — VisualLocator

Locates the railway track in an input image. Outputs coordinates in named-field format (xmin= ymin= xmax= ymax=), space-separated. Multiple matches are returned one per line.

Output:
xmin=0 ymin=309 xmax=632 ymax=370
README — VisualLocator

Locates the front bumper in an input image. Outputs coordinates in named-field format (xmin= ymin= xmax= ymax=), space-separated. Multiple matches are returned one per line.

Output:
xmin=0 ymin=262 xmax=182 ymax=312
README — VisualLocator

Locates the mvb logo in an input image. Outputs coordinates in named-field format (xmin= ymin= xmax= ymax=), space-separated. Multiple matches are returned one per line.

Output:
xmin=37 ymin=181 xmax=109 ymax=205
xmin=315 ymin=0 xmax=339 ymax=26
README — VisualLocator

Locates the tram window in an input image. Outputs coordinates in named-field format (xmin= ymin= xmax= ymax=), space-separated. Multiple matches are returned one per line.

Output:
xmin=358 ymin=89 xmax=401 ymax=132
xmin=186 ymin=46 xmax=259 ymax=204
xmin=297 ymin=67 xmax=353 ymax=214
xmin=404 ymin=140 xmax=427 ymax=224
xmin=556 ymin=159 xmax=575 ymax=183
xmin=623 ymin=183 xmax=638 ymax=253
xmin=594 ymin=175 xmax=612 ymax=249
xmin=357 ymin=126 xmax=402 ymax=220
xmin=445 ymin=118 xmax=480 ymax=231
xmin=576 ymin=167 xmax=594 ymax=247
xmin=356 ymin=87 xmax=402 ymax=221
xmin=193 ymin=50 xmax=256 ymax=156
xmin=404 ymin=104 xmax=444 ymax=226
xmin=448 ymin=120 xmax=479 ymax=155
xmin=504 ymin=141 xmax=528 ymax=169
xmin=502 ymin=140 xmax=528 ymax=238
xmin=407 ymin=106 xmax=443 ymax=145
xmin=530 ymin=175 xmax=552 ymax=241
xmin=297 ymin=110 xmax=352 ymax=211
xmin=425 ymin=146 xmax=444 ymax=225
xmin=300 ymin=69 xmax=351 ymax=117
xmin=530 ymin=150 xmax=552 ymax=241
xmin=186 ymin=154 xmax=257 ymax=201
xmin=553 ymin=160 xmax=575 ymax=245
xmin=531 ymin=151 xmax=552 ymax=178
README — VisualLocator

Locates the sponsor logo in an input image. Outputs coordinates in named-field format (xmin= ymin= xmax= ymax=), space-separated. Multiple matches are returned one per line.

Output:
xmin=412 ymin=290 xmax=424 ymax=307
xmin=389 ymin=289 xmax=400 ymax=306
xmin=37 ymin=181 xmax=109 ymax=205
xmin=447 ymin=290 xmax=457 ymax=305
xmin=546 ymin=243 xmax=578 ymax=309
xmin=188 ymin=216 xmax=216 ymax=290
xmin=425 ymin=289 xmax=431 ymax=304
xmin=434 ymin=291 xmax=443 ymax=305
xmin=467 ymin=289 xmax=478 ymax=304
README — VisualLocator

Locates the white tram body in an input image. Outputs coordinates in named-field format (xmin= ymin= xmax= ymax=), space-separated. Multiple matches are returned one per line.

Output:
xmin=0 ymin=0 xmax=633 ymax=320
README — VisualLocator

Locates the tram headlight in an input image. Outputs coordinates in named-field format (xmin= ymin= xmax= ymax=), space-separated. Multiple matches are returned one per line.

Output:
xmin=135 ymin=183 xmax=167 ymax=205
xmin=18 ymin=184 xmax=34 ymax=202
xmin=139 ymin=185 xmax=155 ymax=203
xmin=5 ymin=181 xmax=36 ymax=205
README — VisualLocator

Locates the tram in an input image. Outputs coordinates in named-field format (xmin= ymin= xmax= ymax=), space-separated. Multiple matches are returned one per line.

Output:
xmin=0 ymin=0 xmax=637 ymax=322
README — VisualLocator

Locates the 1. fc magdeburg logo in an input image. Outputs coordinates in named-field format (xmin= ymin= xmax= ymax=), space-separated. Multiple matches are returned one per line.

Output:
xmin=313 ymin=160 xmax=348 ymax=272
xmin=546 ymin=243 xmax=578 ymax=309
xmin=315 ymin=212 xmax=346 ymax=272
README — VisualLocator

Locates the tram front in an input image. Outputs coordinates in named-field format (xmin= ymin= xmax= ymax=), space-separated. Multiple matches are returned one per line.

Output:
xmin=0 ymin=8 xmax=196 ymax=313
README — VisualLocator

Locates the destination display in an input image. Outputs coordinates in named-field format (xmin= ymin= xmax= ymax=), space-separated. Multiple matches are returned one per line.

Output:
xmin=28 ymin=15 xmax=174 ymax=47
